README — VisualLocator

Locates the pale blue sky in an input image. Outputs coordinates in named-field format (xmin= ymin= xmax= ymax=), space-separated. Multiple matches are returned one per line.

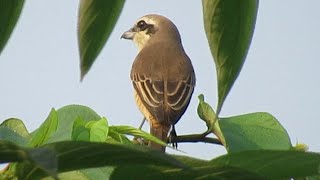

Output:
xmin=0 ymin=1 xmax=319 ymax=159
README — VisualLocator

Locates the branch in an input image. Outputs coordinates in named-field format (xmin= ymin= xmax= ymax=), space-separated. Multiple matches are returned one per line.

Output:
xmin=168 ymin=134 xmax=223 ymax=145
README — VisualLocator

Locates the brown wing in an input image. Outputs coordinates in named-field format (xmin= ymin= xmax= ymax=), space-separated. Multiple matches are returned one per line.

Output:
xmin=165 ymin=74 xmax=195 ymax=125
xmin=131 ymin=43 xmax=195 ymax=125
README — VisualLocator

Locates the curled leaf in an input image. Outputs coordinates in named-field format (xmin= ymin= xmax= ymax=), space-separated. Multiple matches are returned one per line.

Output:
xmin=197 ymin=94 xmax=217 ymax=130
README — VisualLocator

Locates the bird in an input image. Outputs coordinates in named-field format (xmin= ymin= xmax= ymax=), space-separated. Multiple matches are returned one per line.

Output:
xmin=121 ymin=14 xmax=195 ymax=152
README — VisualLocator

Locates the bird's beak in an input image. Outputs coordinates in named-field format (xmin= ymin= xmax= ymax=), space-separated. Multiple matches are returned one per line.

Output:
xmin=121 ymin=28 xmax=135 ymax=40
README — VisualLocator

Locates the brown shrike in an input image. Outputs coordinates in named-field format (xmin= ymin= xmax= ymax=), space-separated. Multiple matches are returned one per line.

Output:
xmin=121 ymin=14 xmax=195 ymax=152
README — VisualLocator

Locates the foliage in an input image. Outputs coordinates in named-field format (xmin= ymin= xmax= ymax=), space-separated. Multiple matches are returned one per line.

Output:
xmin=1 ymin=107 xmax=319 ymax=179
xmin=78 ymin=0 xmax=125 ymax=80
xmin=202 ymin=0 xmax=259 ymax=114
xmin=0 ymin=0 xmax=24 ymax=54
xmin=0 ymin=0 xmax=319 ymax=179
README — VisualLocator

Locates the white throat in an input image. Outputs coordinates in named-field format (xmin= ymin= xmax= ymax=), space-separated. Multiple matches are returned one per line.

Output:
xmin=133 ymin=32 xmax=150 ymax=52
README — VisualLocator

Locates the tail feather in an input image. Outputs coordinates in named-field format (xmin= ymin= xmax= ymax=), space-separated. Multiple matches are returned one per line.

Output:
xmin=150 ymin=124 xmax=170 ymax=152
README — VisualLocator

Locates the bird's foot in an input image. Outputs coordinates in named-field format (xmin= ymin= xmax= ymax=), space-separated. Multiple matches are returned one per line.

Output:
xmin=168 ymin=126 xmax=178 ymax=149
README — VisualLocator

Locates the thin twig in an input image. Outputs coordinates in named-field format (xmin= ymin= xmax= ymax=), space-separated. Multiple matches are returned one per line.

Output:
xmin=168 ymin=134 xmax=223 ymax=145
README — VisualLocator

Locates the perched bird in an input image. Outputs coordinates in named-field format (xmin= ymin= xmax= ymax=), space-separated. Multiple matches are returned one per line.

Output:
xmin=121 ymin=14 xmax=195 ymax=152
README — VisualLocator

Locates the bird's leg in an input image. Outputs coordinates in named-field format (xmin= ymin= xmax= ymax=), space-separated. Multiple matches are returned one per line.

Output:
xmin=138 ymin=117 xmax=146 ymax=129
xmin=169 ymin=125 xmax=178 ymax=149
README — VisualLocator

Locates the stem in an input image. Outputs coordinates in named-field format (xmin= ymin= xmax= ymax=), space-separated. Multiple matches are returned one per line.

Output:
xmin=168 ymin=134 xmax=223 ymax=145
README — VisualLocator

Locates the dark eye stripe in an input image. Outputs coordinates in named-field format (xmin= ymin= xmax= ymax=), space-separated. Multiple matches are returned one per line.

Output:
xmin=137 ymin=20 xmax=148 ymax=31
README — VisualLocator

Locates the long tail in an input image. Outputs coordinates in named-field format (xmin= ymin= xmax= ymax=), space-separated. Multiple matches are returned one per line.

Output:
xmin=150 ymin=123 xmax=170 ymax=152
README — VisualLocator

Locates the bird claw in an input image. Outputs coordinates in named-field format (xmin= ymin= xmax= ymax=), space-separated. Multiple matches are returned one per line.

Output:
xmin=168 ymin=126 xmax=178 ymax=149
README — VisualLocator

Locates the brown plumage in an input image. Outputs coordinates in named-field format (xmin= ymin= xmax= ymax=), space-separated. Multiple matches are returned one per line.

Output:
xmin=122 ymin=14 xmax=195 ymax=152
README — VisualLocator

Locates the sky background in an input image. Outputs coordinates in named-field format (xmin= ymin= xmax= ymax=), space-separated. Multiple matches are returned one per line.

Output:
xmin=0 ymin=1 xmax=319 ymax=160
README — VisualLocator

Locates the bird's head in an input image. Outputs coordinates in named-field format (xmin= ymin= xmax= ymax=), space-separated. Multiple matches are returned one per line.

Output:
xmin=121 ymin=14 xmax=182 ymax=51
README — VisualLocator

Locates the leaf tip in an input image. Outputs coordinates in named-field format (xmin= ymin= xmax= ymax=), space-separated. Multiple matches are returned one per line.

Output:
xmin=198 ymin=94 xmax=205 ymax=102
xmin=80 ymin=70 xmax=86 ymax=82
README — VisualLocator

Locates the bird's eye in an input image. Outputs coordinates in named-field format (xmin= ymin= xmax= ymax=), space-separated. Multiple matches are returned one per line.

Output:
xmin=137 ymin=20 xmax=147 ymax=30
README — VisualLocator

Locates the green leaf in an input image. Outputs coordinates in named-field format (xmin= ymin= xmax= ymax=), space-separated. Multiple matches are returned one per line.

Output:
xmin=78 ymin=0 xmax=125 ymax=80
xmin=21 ymin=148 xmax=58 ymax=179
xmin=5 ymin=140 xmax=319 ymax=179
xmin=72 ymin=117 xmax=109 ymax=142
xmin=303 ymin=175 xmax=320 ymax=180
xmin=44 ymin=105 xmax=101 ymax=143
xmin=196 ymin=94 xmax=225 ymax=145
xmin=86 ymin=117 xmax=109 ymax=142
xmin=46 ymin=168 xmax=115 ymax=180
xmin=78 ymin=168 xmax=114 ymax=180
xmin=111 ymin=165 xmax=265 ymax=180
xmin=173 ymin=155 xmax=210 ymax=167
xmin=197 ymin=94 xmax=217 ymax=129
xmin=111 ymin=154 xmax=265 ymax=179
xmin=111 ymin=125 xmax=167 ymax=146
xmin=30 ymin=108 xmax=58 ymax=147
xmin=0 ymin=140 xmax=28 ymax=163
xmin=50 ymin=170 xmax=89 ymax=180
xmin=202 ymin=0 xmax=259 ymax=114
xmin=219 ymin=112 xmax=292 ymax=152
xmin=1 ymin=140 xmax=184 ymax=179
xmin=0 ymin=140 xmax=58 ymax=179
xmin=0 ymin=118 xmax=31 ymax=146
xmin=107 ymin=128 xmax=132 ymax=144
xmin=211 ymin=150 xmax=320 ymax=179
xmin=0 ymin=0 xmax=24 ymax=55
xmin=71 ymin=117 xmax=89 ymax=141
xmin=197 ymin=94 xmax=221 ymax=138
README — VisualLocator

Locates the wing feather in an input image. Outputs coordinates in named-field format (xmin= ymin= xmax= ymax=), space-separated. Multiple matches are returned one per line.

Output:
xmin=132 ymin=72 xmax=195 ymax=125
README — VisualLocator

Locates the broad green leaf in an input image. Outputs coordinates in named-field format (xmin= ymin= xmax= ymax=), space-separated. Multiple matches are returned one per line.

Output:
xmin=303 ymin=175 xmax=320 ymax=180
xmin=47 ymin=168 xmax=114 ymax=180
xmin=111 ymin=125 xmax=167 ymax=146
xmin=219 ymin=112 xmax=292 ymax=152
xmin=0 ymin=118 xmax=31 ymax=146
xmin=111 ymin=165 xmax=265 ymax=180
xmin=1 ymin=140 xmax=184 ymax=179
xmin=211 ymin=150 xmax=320 ymax=179
xmin=71 ymin=117 xmax=89 ymax=141
xmin=0 ymin=140 xmax=28 ymax=163
xmin=1 ymin=140 xmax=265 ymax=180
xmin=172 ymin=155 xmax=265 ymax=179
xmin=72 ymin=117 xmax=109 ymax=142
xmin=62 ymin=117 xmax=115 ymax=179
xmin=202 ymin=0 xmax=259 ymax=114
xmin=43 ymin=168 xmax=115 ymax=180
xmin=47 ymin=170 xmax=88 ymax=180
xmin=0 ymin=140 xmax=58 ymax=179
xmin=78 ymin=0 xmax=125 ymax=80
xmin=45 ymin=105 xmax=101 ymax=143
xmin=20 ymin=148 xmax=58 ymax=179
xmin=173 ymin=155 xmax=209 ymax=167
xmin=4 ymin=140 xmax=319 ymax=179
xmin=79 ymin=168 xmax=114 ymax=180
xmin=30 ymin=108 xmax=58 ymax=147
xmin=0 ymin=0 xmax=24 ymax=55
xmin=86 ymin=117 xmax=109 ymax=142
